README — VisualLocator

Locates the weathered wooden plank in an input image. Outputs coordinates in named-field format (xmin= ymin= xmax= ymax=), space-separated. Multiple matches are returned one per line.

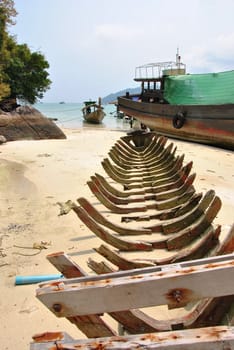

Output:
xmin=165 ymin=196 xmax=221 ymax=250
xmin=80 ymin=257 xmax=218 ymax=336
xmin=121 ymin=192 xmax=202 ymax=222
xmin=87 ymin=178 xmax=155 ymax=205
xmin=147 ymin=189 xmax=195 ymax=211
xmin=214 ymin=223 xmax=234 ymax=255
xmin=46 ymin=252 xmax=116 ymax=338
xmin=108 ymin=146 xmax=176 ymax=175
xmin=101 ymin=154 xmax=184 ymax=185
xmin=109 ymin=142 xmax=175 ymax=171
xmin=147 ymin=190 xmax=216 ymax=234
xmin=76 ymin=193 xmax=215 ymax=251
xmin=30 ymin=326 xmax=234 ymax=349
xmin=113 ymin=134 xmax=166 ymax=161
xmin=124 ymin=162 xmax=192 ymax=190
xmin=47 ymin=236 xmax=234 ymax=336
xmin=112 ymin=150 xmax=180 ymax=175
xmin=89 ymin=229 xmax=233 ymax=333
xmin=73 ymin=205 xmax=153 ymax=251
xmin=118 ymin=132 xmax=160 ymax=154
xmin=49 ymin=252 xmax=168 ymax=336
xmin=36 ymin=254 xmax=234 ymax=317
xmin=94 ymin=160 xmax=192 ymax=197
xmin=89 ymin=172 xmax=195 ymax=205
xmin=90 ymin=176 xmax=157 ymax=204
xmin=77 ymin=198 xmax=152 ymax=236
xmin=110 ymin=141 xmax=175 ymax=171
xmin=77 ymin=187 xmax=149 ymax=214
xmin=83 ymin=179 xmax=195 ymax=214
xmin=93 ymin=244 xmax=155 ymax=270
xmin=94 ymin=169 xmax=186 ymax=198
xmin=94 ymin=225 xmax=221 ymax=268
xmin=108 ymin=146 xmax=175 ymax=172
xmin=102 ymin=155 xmax=184 ymax=183
xmin=124 ymin=134 xmax=167 ymax=160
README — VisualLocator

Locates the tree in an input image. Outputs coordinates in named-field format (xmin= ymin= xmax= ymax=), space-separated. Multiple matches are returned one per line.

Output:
xmin=0 ymin=0 xmax=17 ymax=57
xmin=0 ymin=0 xmax=17 ymax=101
xmin=0 ymin=0 xmax=51 ymax=107
xmin=4 ymin=41 xmax=51 ymax=104
xmin=0 ymin=0 xmax=17 ymax=26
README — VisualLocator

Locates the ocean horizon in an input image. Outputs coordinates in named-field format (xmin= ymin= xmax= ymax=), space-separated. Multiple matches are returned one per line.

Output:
xmin=34 ymin=102 xmax=131 ymax=131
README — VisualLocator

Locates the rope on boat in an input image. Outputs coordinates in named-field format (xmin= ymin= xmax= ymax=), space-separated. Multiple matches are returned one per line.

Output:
xmin=42 ymin=107 xmax=83 ymax=113
xmin=56 ymin=116 xmax=80 ymax=123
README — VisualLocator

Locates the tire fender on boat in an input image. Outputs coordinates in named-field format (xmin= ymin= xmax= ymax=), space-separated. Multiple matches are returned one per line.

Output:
xmin=173 ymin=112 xmax=186 ymax=129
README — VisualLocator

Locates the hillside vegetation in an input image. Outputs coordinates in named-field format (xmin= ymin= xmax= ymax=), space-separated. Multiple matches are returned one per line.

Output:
xmin=102 ymin=87 xmax=140 ymax=104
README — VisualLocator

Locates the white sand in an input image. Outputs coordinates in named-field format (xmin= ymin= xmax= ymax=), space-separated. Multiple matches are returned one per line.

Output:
xmin=0 ymin=127 xmax=233 ymax=349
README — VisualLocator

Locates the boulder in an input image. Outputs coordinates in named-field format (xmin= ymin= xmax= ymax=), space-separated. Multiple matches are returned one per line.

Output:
xmin=0 ymin=135 xmax=7 ymax=144
xmin=0 ymin=105 xmax=66 ymax=141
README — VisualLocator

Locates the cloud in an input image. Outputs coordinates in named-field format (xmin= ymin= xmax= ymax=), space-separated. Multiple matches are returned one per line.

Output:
xmin=184 ymin=32 xmax=234 ymax=73
xmin=216 ymin=33 xmax=234 ymax=57
xmin=94 ymin=23 xmax=141 ymax=42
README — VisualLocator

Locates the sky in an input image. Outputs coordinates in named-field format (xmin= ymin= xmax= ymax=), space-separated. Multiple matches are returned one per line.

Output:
xmin=9 ymin=0 xmax=234 ymax=103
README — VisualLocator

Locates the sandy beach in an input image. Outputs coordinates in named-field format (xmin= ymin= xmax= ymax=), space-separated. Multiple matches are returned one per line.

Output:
xmin=0 ymin=127 xmax=234 ymax=349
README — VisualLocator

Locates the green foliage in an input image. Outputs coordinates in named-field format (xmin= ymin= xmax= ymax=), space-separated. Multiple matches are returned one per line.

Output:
xmin=0 ymin=0 xmax=17 ymax=26
xmin=4 ymin=42 xmax=51 ymax=104
xmin=0 ymin=82 xmax=10 ymax=100
xmin=0 ymin=0 xmax=17 ymax=52
xmin=0 ymin=0 xmax=51 ymax=105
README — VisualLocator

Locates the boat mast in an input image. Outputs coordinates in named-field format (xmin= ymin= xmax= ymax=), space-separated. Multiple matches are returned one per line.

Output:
xmin=176 ymin=47 xmax=181 ymax=70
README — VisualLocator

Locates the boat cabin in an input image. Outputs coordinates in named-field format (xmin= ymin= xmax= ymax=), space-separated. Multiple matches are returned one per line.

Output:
xmin=83 ymin=100 xmax=97 ymax=114
xmin=134 ymin=54 xmax=186 ymax=103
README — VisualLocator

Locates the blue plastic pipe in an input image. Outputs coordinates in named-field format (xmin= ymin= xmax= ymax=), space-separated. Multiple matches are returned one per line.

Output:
xmin=15 ymin=274 xmax=63 ymax=285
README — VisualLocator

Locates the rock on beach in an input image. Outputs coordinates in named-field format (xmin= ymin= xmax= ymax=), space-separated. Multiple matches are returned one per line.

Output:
xmin=0 ymin=105 xmax=66 ymax=141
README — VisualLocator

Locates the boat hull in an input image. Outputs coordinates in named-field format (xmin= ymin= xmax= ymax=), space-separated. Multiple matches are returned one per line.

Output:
xmin=83 ymin=109 xmax=105 ymax=124
xmin=118 ymin=97 xmax=234 ymax=150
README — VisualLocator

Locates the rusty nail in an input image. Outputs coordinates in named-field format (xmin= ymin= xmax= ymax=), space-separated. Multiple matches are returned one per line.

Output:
xmin=173 ymin=290 xmax=182 ymax=302
xmin=52 ymin=303 xmax=62 ymax=313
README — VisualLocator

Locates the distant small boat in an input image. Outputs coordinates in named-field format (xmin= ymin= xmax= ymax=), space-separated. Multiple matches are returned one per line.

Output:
xmin=59 ymin=101 xmax=65 ymax=104
xmin=82 ymin=98 xmax=105 ymax=124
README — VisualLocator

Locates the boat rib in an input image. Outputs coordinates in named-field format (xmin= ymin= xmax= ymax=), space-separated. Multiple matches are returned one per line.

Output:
xmin=74 ymin=192 xmax=221 ymax=251
xmin=88 ymin=173 xmax=196 ymax=205
xmin=32 ymin=130 xmax=234 ymax=345
xmin=94 ymin=160 xmax=193 ymax=197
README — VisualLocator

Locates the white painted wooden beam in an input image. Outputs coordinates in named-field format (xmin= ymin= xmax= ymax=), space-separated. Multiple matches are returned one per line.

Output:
xmin=36 ymin=254 xmax=234 ymax=317
xmin=30 ymin=326 xmax=234 ymax=349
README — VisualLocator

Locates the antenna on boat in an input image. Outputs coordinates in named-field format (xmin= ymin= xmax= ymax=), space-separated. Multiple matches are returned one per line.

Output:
xmin=176 ymin=47 xmax=181 ymax=68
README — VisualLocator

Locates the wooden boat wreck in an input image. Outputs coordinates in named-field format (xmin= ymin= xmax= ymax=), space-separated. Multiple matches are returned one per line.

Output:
xmin=82 ymin=97 xmax=105 ymax=124
xmin=117 ymin=53 xmax=234 ymax=150
xmin=30 ymin=130 xmax=234 ymax=349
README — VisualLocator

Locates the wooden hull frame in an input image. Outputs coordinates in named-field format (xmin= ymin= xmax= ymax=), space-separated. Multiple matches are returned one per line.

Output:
xmin=30 ymin=131 xmax=234 ymax=348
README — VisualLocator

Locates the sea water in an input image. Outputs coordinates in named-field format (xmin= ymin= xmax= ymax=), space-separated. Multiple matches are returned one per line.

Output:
xmin=34 ymin=102 xmax=131 ymax=131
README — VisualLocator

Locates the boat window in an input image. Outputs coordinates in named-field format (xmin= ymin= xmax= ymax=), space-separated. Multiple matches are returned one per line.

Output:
xmin=149 ymin=82 xmax=154 ymax=91
xmin=156 ymin=81 xmax=161 ymax=90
